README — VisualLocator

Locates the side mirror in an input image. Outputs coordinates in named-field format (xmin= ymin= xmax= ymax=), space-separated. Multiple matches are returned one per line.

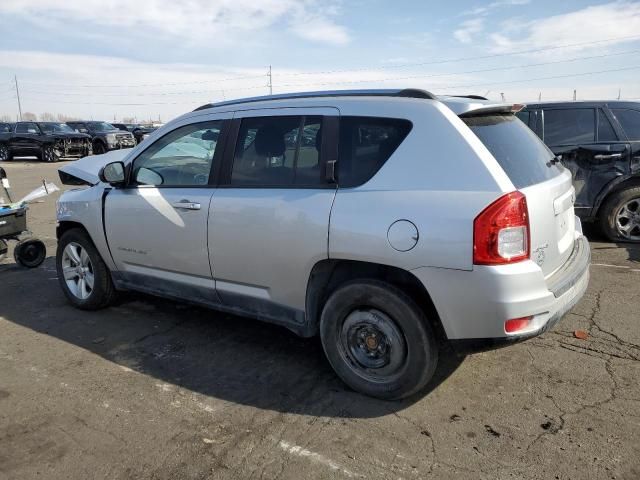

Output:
xmin=99 ymin=161 xmax=126 ymax=186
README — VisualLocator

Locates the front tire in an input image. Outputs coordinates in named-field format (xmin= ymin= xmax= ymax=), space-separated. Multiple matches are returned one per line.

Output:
xmin=320 ymin=280 xmax=438 ymax=400
xmin=56 ymin=229 xmax=116 ymax=310
xmin=42 ymin=145 xmax=60 ymax=163
xmin=93 ymin=141 xmax=106 ymax=155
xmin=599 ymin=186 xmax=640 ymax=242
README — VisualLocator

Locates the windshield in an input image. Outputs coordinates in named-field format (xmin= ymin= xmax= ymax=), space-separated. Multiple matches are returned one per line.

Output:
xmin=464 ymin=114 xmax=563 ymax=188
xmin=89 ymin=122 xmax=118 ymax=132
xmin=39 ymin=123 xmax=75 ymax=134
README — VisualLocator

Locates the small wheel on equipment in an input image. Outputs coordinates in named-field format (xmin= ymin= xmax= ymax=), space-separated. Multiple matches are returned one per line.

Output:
xmin=14 ymin=239 xmax=46 ymax=268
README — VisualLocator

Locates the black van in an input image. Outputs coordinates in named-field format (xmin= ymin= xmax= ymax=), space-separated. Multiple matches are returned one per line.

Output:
xmin=519 ymin=101 xmax=640 ymax=242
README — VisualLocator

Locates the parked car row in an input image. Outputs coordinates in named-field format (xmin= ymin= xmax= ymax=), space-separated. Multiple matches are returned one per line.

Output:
xmin=0 ymin=120 xmax=157 ymax=162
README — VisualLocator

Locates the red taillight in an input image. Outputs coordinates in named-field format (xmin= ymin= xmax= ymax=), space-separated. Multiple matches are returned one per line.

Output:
xmin=473 ymin=192 xmax=530 ymax=265
xmin=505 ymin=316 xmax=532 ymax=333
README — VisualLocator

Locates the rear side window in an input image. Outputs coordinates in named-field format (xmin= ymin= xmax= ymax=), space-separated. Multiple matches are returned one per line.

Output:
xmin=543 ymin=108 xmax=595 ymax=146
xmin=231 ymin=116 xmax=323 ymax=186
xmin=598 ymin=110 xmax=618 ymax=142
xmin=338 ymin=117 xmax=412 ymax=188
xmin=464 ymin=114 xmax=562 ymax=189
xmin=611 ymin=109 xmax=640 ymax=141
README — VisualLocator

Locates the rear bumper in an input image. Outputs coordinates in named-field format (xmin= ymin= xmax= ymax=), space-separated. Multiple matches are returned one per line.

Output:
xmin=411 ymin=231 xmax=590 ymax=343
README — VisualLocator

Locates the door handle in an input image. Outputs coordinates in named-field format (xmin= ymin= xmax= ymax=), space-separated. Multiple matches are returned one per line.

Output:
xmin=171 ymin=200 xmax=201 ymax=210
xmin=594 ymin=153 xmax=623 ymax=160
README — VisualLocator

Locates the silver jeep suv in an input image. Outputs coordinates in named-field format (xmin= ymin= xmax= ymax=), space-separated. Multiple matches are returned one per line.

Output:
xmin=56 ymin=89 xmax=590 ymax=399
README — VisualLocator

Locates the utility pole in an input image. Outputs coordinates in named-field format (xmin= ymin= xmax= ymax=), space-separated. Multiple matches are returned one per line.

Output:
xmin=500 ymin=92 xmax=505 ymax=102
xmin=573 ymin=89 xmax=577 ymax=101
xmin=268 ymin=65 xmax=273 ymax=95
xmin=14 ymin=75 xmax=22 ymax=121
xmin=618 ymin=88 xmax=621 ymax=100
xmin=538 ymin=92 xmax=542 ymax=102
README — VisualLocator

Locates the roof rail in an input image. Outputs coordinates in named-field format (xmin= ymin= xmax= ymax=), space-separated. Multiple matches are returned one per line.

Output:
xmin=193 ymin=88 xmax=437 ymax=111
xmin=448 ymin=95 xmax=489 ymax=101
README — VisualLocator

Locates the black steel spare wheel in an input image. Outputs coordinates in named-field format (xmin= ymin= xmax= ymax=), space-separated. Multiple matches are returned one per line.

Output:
xmin=320 ymin=280 xmax=438 ymax=400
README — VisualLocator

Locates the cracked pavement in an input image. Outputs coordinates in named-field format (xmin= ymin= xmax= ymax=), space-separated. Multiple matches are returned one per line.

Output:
xmin=1 ymin=161 xmax=639 ymax=479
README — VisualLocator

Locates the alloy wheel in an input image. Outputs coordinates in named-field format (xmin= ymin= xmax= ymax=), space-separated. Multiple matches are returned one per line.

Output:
xmin=61 ymin=242 xmax=95 ymax=300
xmin=615 ymin=197 xmax=640 ymax=241
xmin=0 ymin=144 xmax=8 ymax=161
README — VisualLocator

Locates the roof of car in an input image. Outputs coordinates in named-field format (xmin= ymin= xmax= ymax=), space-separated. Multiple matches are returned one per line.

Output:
xmin=192 ymin=88 xmax=512 ymax=117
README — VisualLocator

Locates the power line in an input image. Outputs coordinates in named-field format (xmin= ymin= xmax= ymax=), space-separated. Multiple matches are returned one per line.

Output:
xmin=18 ymin=48 xmax=639 ymax=98
xmin=20 ymin=72 xmax=269 ymax=89
xmin=275 ymin=34 xmax=640 ymax=77
xmin=275 ymin=49 xmax=640 ymax=89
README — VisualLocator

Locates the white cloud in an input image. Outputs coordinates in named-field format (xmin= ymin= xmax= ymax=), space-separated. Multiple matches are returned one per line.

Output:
xmin=489 ymin=2 xmax=640 ymax=54
xmin=463 ymin=0 xmax=530 ymax=16
xmin=454 ymin=18 xmax=484 ymax=44
xmin=0 ymin=0 xmax=350 ymax=46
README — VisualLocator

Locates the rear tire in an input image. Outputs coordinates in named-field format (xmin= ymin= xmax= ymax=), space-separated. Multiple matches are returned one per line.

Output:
xmin=56 ymin=229 xmax=116 ymax=310
xmin=320 ymin=280 xmax=438 ymax=400
xmin=0 ymin=143 xmax=11 ymax=162
xmin=599 ymin=186 xmax=640 ymax=243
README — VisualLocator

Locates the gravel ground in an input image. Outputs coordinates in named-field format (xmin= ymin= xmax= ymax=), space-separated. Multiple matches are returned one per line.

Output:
xmin=1 ymin=159 xmax=639 ymax=480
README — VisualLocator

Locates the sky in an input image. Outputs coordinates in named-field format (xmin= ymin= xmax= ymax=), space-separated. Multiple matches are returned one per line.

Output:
xmin=1 ymin=0 xmax=639 ymax=122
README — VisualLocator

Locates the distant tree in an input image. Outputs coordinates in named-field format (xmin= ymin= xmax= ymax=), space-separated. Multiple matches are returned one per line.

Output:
xmin=122 ymin=117 xmax=136 ymax=124
xmin=0 ymin=114 xmax=11 ymax=122
xmin=56 ymin=113 xmax=78 ymax=122
xmin=40 ymin=112 xmax=56 ymax=122
xmin=22 ymin=112 xmax=37 ymax=121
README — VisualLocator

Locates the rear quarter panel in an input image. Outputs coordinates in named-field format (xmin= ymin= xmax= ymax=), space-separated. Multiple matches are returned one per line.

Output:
xmin=329 ymin=100 xmax=510 ymax=271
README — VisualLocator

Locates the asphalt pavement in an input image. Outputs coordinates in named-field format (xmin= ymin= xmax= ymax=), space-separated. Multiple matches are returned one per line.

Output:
xmin=1 ymin=159 xmax=639 ymax=480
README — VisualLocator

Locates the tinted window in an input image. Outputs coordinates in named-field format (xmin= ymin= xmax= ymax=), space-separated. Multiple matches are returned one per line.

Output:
xmin=597 ymin=110 xmax=618 ymax=142
xmin=231 ymin=116 xmax=322 ymax=186
xmin=543 ymin=109 xmax=595 ymax=146
xmin=0 ymin=123 xmax=11 ymax=133
xmin=15 ymin=123 xmax=39 ymax=134
xmin=338 ymin=117 xmax=412 ymax=188
xmin=611 ymin=109 xmax=640 ymax=141
xmin=464 ymin=114 xmax=562 ymax=188
xmin=133 ymin=121 xmax=221 ymax=186
xmin=515 ymin=111 xmax=530 ymax=125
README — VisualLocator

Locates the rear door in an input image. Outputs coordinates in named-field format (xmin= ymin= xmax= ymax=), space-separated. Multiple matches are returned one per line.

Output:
xmin=104 ymin=117 xmax=226 ymax=302
xmin=209 ymin=107 xmax=338 ymax=319
xmin=541 ymin=107 xmax=630 ymax=217
xmin=463 ymin=113 xmax=574 ymax=276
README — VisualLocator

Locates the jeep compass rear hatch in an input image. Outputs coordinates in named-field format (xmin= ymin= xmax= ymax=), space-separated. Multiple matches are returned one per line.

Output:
xmin=463 ymin=113 xmax=575 ymax=277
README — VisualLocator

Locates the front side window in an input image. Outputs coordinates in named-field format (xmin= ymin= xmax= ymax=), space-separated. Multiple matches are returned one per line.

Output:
xmin=231 ymin=116 xmax=322 ymax=186
xmin=338 ymin=117 xmax=412 ymax=188
xmin=132 ymin=121 xmax=221 ymax=186
xmin=15 ymin=123 xmax=40 ymax=134
xmin=543 ymin=108 xmax=595 ymax=146
xmin=611 ymin=109 xmax=640 ymax=141
xmin=0 ymin=123 xmax=11 ymax=133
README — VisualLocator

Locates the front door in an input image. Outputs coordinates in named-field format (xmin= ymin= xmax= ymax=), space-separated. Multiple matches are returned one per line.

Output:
xmin=11 ymin=122 xmax=42 ymax=156
xmin=105 ymin=119 xmax=225 ymax=303
xmin=542 ymin=107 xmax=631 ymax=217
xmin=209 ymin=108 xmax=338 ymax=323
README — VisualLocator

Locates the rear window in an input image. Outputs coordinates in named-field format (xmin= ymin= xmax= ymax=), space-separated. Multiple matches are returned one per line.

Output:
xmin=464 ymin=114 xmax=562 ymax=189
xmin=338 ymin=117 xmax=412 ymax=188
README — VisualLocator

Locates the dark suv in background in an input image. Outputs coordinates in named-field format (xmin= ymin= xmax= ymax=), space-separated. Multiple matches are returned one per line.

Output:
xmin=111 ymin=123 xmax=156 ymax=145
xmin=519 ymin=101 xmax=640 ymax=242
xmin=67 ymin=121 xmax=135 ymax=154
xmin=0 ymin=121 xmax=92 ymax=162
